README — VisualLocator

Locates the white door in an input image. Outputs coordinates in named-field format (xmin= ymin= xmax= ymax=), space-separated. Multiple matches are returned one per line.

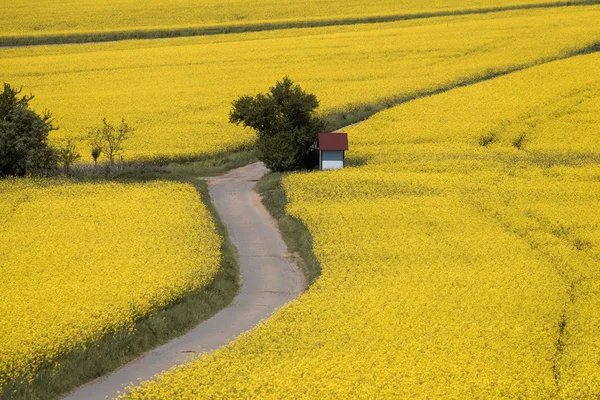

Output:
xmin=321 ymin=150 xmax=344 ymax=170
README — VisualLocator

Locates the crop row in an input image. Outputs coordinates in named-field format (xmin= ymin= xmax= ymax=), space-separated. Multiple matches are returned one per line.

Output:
xmin=123 ymin=51 xmax=600 ymax=398
xmin=2 ymin=0 xmax=593 ymax=40
xmin=1 ymin=6 xmax=599 ymax=163
xmin=0 ymin=179 xmax=221 ymax=394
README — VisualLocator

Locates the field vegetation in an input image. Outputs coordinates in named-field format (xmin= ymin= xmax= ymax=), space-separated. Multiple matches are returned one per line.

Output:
xmin=4 ymin=0 xmax=600 ymax=398
xmin=122 ymin=51 xmax=600 ymax=398
xmin=1 ymin=0 xmax=597 ymax=45
xmin=0 ymin=83 xmax=58 ymax=177
xmin=0 ymin=179 xmax=228 ymax=398
xmin=1 ymin=6 xmax=600 ymax=164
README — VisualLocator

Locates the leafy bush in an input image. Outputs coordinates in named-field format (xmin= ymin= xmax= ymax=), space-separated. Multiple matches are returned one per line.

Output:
xmin=229 ymin=77 xmax=326 ymax=171
xmin=0 ymin=83 xmax=57 ymax=177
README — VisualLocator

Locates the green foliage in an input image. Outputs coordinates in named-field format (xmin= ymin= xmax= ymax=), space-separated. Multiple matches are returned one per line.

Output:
xmin=88 ymin=118 xmax=134 ymax=168
xmin=91 ymin=146 xmax=101 ymax=165
xmin=256 ymin=172 xmax=321 ymax=285
xmin=0 ymin=83 xmax=57 ymax=177
xmin=57 ymin=139 xmax=81 ymax=174
xmin=229 ymin=77 xmax=326 ymax=171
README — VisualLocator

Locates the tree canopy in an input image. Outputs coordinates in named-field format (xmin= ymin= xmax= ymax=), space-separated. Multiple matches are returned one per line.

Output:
xmin=229 ymin=77 xmax=326 ymax=171
xmin=0 ymin=83 xmax=57 ymax=177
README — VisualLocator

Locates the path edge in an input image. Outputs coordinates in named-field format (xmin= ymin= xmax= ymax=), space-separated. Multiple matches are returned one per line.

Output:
xmin=0 ymin=179 xmax=240 ymax=400
xmin=255 ymin=172 xmax=322 ymax=286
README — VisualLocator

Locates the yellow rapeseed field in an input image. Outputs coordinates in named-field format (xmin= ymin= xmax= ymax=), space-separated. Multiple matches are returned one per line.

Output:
xmin=122 ymin=52 xmax=600 ymax=398
xmin=1 ymin=6 xmax=600 ymax=162
xmin=0 ymin=0 xmax=589 ymax=39
xmin=0 ymin=179 xmax=221 ymax=393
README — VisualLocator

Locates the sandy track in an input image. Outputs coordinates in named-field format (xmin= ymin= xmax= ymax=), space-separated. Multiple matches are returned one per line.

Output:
xmin=63 ymin=162 xmax=305 ymax=400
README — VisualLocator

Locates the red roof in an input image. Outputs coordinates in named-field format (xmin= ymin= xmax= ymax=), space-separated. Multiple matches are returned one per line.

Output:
xmin=318 ymin=132 xmax=349 ymax=151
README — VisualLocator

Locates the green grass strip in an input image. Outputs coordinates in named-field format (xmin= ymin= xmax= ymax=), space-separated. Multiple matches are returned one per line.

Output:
xmin=1 ymin=0 xmax=599 ymax=47
xmin=256 ymin=173 xmax=321 ymax=286
xmin=324 ymin=41 xmax=600 ymax=131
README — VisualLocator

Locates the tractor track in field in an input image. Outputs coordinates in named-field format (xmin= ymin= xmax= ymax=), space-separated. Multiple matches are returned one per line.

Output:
xmin=56 ymin=33 xmax=600 ymax=400
xmin=63 ymin=162 xmax=306 ymax=400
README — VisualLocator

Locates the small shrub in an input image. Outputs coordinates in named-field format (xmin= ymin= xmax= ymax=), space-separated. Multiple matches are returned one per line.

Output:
xmin=57 ymin=139 xmax=81 ymax=174
xmin=88 ymin=118 xmax=134 ymax=169
xmin=91 ymin=146 xmax=101 ymax=166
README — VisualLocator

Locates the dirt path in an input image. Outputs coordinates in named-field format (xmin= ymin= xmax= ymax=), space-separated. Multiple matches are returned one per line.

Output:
xmin=63 ymin=162 xmax=305 ymax=400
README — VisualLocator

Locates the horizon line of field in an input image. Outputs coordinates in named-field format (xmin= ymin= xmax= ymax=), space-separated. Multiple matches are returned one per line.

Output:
xmin=1 ymin=0 xmax=599 ymax=48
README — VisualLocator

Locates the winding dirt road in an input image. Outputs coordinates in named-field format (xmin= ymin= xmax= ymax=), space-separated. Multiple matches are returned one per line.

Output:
xmin=63 ymin=162 xmax=305 ymax=400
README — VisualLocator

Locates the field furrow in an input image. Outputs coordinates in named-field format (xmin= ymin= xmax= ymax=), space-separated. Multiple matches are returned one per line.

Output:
xmin=122 ymin=51 xmax=600 ymax=399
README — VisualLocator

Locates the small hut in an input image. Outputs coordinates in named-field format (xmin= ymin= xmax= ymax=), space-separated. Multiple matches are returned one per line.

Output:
xmin=318 ymin=132 xmax=349 ymax=170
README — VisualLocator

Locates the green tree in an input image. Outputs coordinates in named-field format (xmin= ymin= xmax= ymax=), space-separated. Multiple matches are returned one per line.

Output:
xmin=0 ymin=83 xmax=57 ymax=177
xmin=88 ymin=118 xmax=134 ymax=168
xmin=229 ymin=76 xmax=326 ymax=171
xmin=57 ymin=138 xmax=81 ymax=174
xmin=91 ymin=146 xmax=101 ymax=167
